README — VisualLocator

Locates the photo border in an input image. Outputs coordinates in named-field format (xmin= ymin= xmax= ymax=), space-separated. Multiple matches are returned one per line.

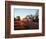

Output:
xmin=11 ymin=5 xmax=42 ymax=34
xmin=5 ymin=1 xmax=45 ymax=38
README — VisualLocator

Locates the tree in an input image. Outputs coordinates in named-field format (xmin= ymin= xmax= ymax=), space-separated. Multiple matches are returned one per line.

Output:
xmin=16 ymin=16 xmax=20 ymax=21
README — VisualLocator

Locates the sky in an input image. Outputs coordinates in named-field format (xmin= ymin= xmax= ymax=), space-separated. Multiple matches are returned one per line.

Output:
xmin=14 ymin=8 xmax=39 ymax=20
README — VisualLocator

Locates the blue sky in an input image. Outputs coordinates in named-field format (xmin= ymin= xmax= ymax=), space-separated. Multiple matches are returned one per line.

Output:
xmin=14 ymin=8 xmax=39 ymax=19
